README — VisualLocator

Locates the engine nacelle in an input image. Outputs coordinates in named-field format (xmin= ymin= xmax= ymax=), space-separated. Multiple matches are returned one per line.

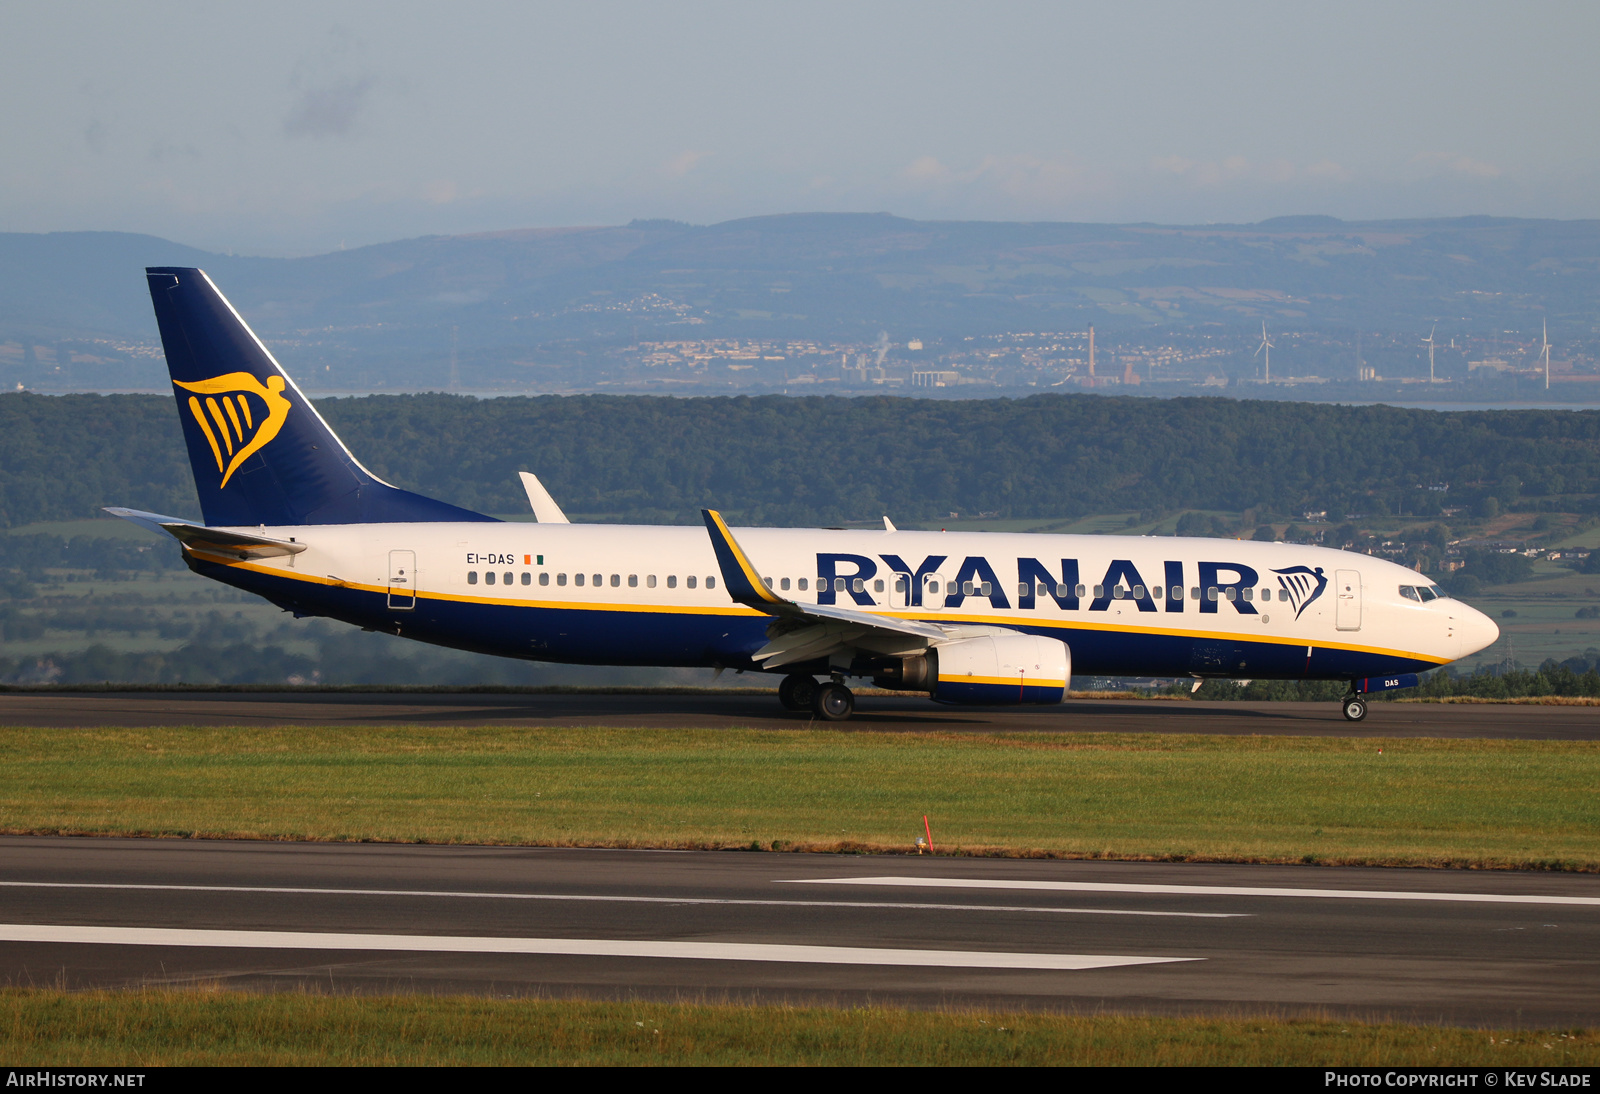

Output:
xmin=930 ymin=634 xmax=1070 ymax=705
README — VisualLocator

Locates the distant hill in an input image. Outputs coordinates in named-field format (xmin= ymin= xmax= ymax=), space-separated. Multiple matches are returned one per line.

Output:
xmin=3 ymin=214 xmax=1598 ymax=392
xmin=5 ymin=214 xmax=1599 ymax=338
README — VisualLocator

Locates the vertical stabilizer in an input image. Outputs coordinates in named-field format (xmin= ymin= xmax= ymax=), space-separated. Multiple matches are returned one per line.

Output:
xmin=146 ymin=268 xmax=495 ymax=526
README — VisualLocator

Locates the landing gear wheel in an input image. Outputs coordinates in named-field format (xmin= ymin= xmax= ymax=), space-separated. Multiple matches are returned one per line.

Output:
xmin=1342 ymin=696 xmax=1368 ymax=722
xmin=778 ymin=674 xmax=818 ymax=711
xmin=812 ymin=682 xmax=855 ymax=721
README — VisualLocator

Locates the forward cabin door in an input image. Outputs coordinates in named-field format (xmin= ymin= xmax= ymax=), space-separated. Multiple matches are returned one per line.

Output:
xmin=388 ymin=550 xmax=417 ymax=610
xmin=1335 ymin=569 xmax=1361 ymax=631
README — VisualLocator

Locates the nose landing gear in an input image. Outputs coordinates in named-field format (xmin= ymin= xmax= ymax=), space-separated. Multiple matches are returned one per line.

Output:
xmin=1341 ymin=694 xmax=1368 ymax=722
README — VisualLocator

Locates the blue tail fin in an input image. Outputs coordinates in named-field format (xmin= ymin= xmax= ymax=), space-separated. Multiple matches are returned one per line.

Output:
xmin=146 ymin=267 xmax=496 ymax=526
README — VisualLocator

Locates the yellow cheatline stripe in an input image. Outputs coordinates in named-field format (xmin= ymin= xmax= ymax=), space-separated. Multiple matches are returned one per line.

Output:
xmin=947 ymin=675 xmax=1068 ymax=689
xmin=187 ymin=397 xmax=224 ymax=472
xmin=706 ymin=509 xmax=783 ymax=604
xmin=205 ymin=398 xmax=235 ymax=456
xmin=199 ymin=557 xmax=761 ymax=618
xmin=196 ymin=557 xmax=1447 ymax=666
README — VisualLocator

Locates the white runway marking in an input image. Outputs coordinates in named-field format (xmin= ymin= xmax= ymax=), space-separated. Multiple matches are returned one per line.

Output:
xmin=786 ymin=876 xmax=1600 ymax=907
xmin=0 ymin=881 xmax=1242 ymax=918
xmin=0 ymin=924 xmax=1194 ymax=971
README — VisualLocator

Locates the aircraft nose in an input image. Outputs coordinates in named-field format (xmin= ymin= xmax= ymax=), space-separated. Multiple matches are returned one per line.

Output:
xmin=1456 ymin=603 xmax=1500 ymax=659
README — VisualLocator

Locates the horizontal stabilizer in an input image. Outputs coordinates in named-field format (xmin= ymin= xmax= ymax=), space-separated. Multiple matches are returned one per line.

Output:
xmin=104 ymin=507 xmax=307 ymax=560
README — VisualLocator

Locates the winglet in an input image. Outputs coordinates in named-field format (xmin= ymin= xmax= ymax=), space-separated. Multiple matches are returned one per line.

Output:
xmin=701 ymin=509 xmax=788 ymax=610
xmin=518 ymin=472 xmax=571 ymax=523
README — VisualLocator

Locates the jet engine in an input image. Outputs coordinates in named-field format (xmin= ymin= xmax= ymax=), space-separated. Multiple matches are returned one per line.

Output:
xmin=872 ymin=634 xmax=1069 ymax=705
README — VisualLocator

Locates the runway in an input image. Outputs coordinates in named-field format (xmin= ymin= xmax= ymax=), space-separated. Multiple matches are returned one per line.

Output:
xmin=1 ymin=837 xmax=1596 ymax=1025
xmin=2 ymin=689 xmax=1599 ymax=738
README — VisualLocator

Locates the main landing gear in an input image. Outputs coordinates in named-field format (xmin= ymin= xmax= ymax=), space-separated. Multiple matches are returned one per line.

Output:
xmin=1341 ymin=693 xmax=1368 ymax=722
xmin=779 ymin=673 xmax=855 ymax=721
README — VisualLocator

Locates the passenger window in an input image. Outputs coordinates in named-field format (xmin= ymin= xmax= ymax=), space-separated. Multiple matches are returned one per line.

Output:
xmin=485 ymin=572 xmax=496 ymax=586
xmin=832 ymin=577 xmax=843 ymax=592
xmin=540 ymin=572 xmax=550 ymax=586
xmin=610 ymin=574 xmax=620 ymax=587
xmin=1134 ymin=585 xmax=1146 ymax=599
xmin=1192 ymin=587 xmax=1202 ymax=600
xmin=707 ymin=577 xmax=716 ymax=589
xmin=963 ymin=581 xmax=974 ymax=595
xmin=782 ymin=577 xmax=792 ymax=591
xmin=798 ymin=578 xmax=808 ymax=591
xmin=646 ymin=575 xmax=656 ymax=588
xmin=593 ymin=574 xmax=602 ymax=587
xmin=574 ymin=573 xmax=584 ymax=587
xmin=1207 ymin=587 xmax=1218 ymax=601
xmin=521 ymin=572 xmax=531 ymax=586
xmin=557 ymin=573 xmax=567 ymax=586
xmin=687 ymin=576 xmax=697 ymax=589
xmin=1399 ymin=586 xmax=1420 ymax=601
xmin=1242 ymin=587 xmax=1253 ymax=601
xmin=1152 ymin=586 xmax=1162 ymax=600
xmin=927 ymin=579 xmax=940 ymax=595
xmin=1259 ymin=588 xmax=1270 ymax=601
xmin=1056 ymin=583 xmax=1068 ymax=598
xmin=1093 ymin=585 xmax=1104 ymax=598
xmin=1018 ymin=582 xmax=1030 ymax=597
xmin=1225 ymin=587 xmax=1238 ymax=601
xmin=1112 ymin=586 xmax=1124 ymax=599
xmin=628 ymin=574 xmax=638 ymax=588
xmin=1172 ymin=586 xmax=1183 ymax=600
xmin=853 ymin=578 xmax=865 ymax=593
xmin=467 ymin=571 xmax=478 ymax=585
xmin=1075 ymin=584 xmax=1086 ymax=598
xmin=873 ymin=579 xmax=884 ymax=593
xmin=764 ymin=577 xmax=773 ymax=589
xmin=667 ymin=575 xmax=677 ymax=588
xmin=504 ymin=572 xmax=513 ymax=586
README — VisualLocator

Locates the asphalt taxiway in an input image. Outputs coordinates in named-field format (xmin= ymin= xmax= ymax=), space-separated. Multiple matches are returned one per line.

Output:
xmin=0 ymin=837 xmax=1595 ymax=1024
xmin=2 ymin=690 xmax=1598 ymax=738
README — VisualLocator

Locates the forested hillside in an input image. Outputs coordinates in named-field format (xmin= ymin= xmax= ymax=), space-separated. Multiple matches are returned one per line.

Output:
xmin=3 ymin=390 xmax=1597 ymax=528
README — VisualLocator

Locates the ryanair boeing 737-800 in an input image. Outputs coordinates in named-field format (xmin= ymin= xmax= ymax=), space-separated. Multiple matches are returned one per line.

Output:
xmin=107 ymin=268 xmax=1499 ymax=721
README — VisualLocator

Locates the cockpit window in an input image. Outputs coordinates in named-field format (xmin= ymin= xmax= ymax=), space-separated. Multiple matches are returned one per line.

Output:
xmin=1416 ymin=586 xmax=1438 ymax=602
xmin=1399 ymin=585 xmax=1421 ymax=601
xmin=1430 ymin=585 xmax=1448 ymax=599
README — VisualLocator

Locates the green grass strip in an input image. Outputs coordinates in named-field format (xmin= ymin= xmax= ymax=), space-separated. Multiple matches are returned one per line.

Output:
xmin=2 ymin=727 xmax=1597 ymax=869
xmin=1 ymin=990 xmax=1596 ymax=1066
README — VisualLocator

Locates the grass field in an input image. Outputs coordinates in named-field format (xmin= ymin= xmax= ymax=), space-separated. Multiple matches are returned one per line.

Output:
xmin=2 ymin=990 xmax=1596 ymax=1066
xmin=3 ymin=726 xmax=1596 ymax=869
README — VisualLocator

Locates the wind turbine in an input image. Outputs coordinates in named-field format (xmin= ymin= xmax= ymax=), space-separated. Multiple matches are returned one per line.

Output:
xmin=1420 ymin=325 xmax=1438 ymax=382
xmin=1542 ymin=319 xmax=1552 ymax=390
xmin=1253 ymin=321 xmax=1274 ymax=382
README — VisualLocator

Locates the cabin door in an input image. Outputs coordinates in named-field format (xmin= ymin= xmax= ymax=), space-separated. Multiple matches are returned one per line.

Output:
xmin=921 ymin=572 xmax=947 ymax=612
xmin=1334 ymin=569 xmax=1361 ymax=631
xmin=388 ymin=550 xmax=417 ymax=610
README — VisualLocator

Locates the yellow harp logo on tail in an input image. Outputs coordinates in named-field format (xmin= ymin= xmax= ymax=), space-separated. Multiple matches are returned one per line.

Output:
xmin=173 ymin=372 xmax=292 ymax=488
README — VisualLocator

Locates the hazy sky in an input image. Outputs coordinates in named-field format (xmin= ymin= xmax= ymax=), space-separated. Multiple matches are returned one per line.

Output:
xmin=2 ymin=1 xmax=1596 ymax=254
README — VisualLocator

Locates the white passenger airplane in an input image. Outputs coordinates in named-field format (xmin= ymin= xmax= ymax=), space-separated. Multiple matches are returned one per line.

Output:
xmin=109 ymin=268 xmax=1499 ymax=721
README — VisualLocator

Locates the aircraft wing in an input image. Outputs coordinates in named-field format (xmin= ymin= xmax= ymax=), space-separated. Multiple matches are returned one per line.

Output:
xmin=701 ymin=508 xmax=960 ymax=668
xmin=104 ymin=507 xmax=308 ymax=561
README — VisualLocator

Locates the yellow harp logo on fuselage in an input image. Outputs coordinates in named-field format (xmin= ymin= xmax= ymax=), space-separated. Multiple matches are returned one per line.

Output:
xmin=173 ymin=372 xmax=292 ymax=488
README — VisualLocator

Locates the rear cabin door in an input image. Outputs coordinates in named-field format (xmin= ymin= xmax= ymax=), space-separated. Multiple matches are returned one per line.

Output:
xmin=1335 ymin=569 xmax=1361 ymax=631
xmin=388 ymin=550 xmax=417 ymax=610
